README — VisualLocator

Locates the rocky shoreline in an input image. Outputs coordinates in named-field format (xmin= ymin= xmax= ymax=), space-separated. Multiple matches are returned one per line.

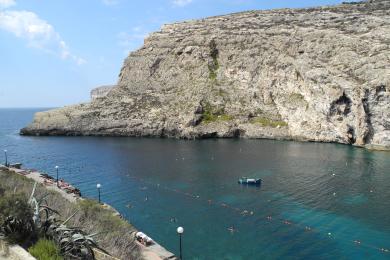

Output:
xmin=20 ymin=0 xmax=390 ymax=150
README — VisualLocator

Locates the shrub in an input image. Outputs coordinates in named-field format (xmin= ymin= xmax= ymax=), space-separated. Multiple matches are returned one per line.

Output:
xmin=208 ymin=39 xmax=219 ymax=82
xmin=202 ymin=112 xmax=233 ymax=123
xmin=289 ymin=93 xmax=305 ymax=102
xmin=0 ymin=193 xmax=36 ymax=246
xmin=208 ymin=63 xmax=219 ymax=81
xmin=288 ymin=93 xmax=308 ymax=109
xmin=201 ymin=103 xmax=233 ymax=124
xmin=29 ymin=238 xmax=63 ymax=260
xmin=0 ymin=193 xmax=31 ymax=223
xmin=78 ymin=199 xmax=129 ymax=231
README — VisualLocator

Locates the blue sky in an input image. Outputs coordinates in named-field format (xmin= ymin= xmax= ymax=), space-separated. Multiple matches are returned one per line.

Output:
xmin=0 ymin=0 xmax=343 ymax=108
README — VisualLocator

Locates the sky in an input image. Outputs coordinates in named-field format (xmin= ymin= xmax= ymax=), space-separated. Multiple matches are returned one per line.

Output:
xmin=0 ymin=0 xmax=344 ymax=108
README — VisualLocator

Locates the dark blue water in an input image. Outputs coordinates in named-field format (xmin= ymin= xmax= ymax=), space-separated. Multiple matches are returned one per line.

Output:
xmin=1 ymin=108 xmax=390 ymax=259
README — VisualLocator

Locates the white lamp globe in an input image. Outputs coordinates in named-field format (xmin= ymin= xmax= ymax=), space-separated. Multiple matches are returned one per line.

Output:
xmin=97 ymin=183 xmax=101 ymax=189
xmin=177 ymin=227 xmax=184 ymax=234
xmin=55 ymin=166 xmax=59 ymax=169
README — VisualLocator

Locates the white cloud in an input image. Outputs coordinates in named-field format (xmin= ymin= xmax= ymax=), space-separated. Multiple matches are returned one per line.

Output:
xmin=0 ymin=10 xmax=85 ymax=65
xmin=0 ymin=0 xmax=15 ymax=9
xmin=102 ymin=0 xmax=118 ymax=6
xmin=172 ymin=0 xmax=193 ymax=7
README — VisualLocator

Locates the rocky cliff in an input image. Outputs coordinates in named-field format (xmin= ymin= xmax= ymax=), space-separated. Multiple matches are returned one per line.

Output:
xmin=90 ymin=85 xmax=115 ymax=101
xmin=21 ymin=0 xmax=390 ymax=149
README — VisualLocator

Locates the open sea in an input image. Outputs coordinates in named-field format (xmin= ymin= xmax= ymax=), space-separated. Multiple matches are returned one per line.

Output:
xmin=1 ymin=108 xmax=390 ymax=259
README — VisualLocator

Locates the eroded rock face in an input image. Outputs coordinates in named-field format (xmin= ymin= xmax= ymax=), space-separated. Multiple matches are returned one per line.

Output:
xmin=21 ymin=0 xmax=390 ymax=149
xmin=91 ymin=85 xmax=115 ymax=101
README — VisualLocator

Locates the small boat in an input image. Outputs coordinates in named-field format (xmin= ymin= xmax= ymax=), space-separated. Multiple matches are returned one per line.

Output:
xmin=238 ymin=177 xmax=262 ymax=185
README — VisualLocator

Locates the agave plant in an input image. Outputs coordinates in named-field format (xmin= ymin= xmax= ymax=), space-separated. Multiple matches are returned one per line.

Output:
xmin=1 ymin=182 xmax=108 ymax=259
xmin=0 ymin=191 xmax=36 ymax=245
xmin=1 ymin=215 xmax=35 ymax=244
xmin=0 ymin=182 xmax=56 ymax=245
xmin=28 ymin=182 xmax=59 ymax=228
xmin=55 ymin=226 xmax=98 ymax=259
xmin=43 ymin=212 xmax=110 ymax=260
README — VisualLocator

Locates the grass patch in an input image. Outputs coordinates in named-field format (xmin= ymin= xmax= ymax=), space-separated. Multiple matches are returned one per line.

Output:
xmin=211 ymin=88 xmax=228 ymax=99
xmin=250 ymin=117 xmax=288 ymax=128
xmin=203 ymin=113 xmax=234 ymax=123
xmin=77 ymin=199 xmax=131 ymax=231
xmin=254 ymin=108 xmax=263 ymax=115
xmin=288 ymin=93 xmax=309 ymax=110
xmin=208 ymin=39 xmax=219 ymax=82
xmin=289 ymin=93 xmax=307 ymax=104
xmin=0 ymin=192 xmax=32 ymax=227
xmin=289 ymin=93 xmax=305 ymax=101
xmin=208 ymin=58 xmax=219 ymax=81
xmin=201 ymin=103 xmax=233 ymax=124
xmin=29 ymin=238 xmax=63 ymax=260
xmin=0 ymin=192 xmax=35 ymax=246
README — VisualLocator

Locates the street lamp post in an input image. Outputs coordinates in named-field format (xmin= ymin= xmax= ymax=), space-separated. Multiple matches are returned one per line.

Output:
xmin=97 ymin=184 xmax=101 ymax=204
xmin=55 ymin=166 xmax=59 ymax=187
xmin=4 ymin=150 xmax=8 ymax=167
xmin=177 ymin=226 xmax=184 ymax=260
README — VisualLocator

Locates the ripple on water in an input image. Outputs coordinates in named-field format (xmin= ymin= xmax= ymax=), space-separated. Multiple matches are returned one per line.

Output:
xmin=282 ymin=202 xmax=390 ymax=259
xmin=342 ymin=194 xmax=368 ymax=205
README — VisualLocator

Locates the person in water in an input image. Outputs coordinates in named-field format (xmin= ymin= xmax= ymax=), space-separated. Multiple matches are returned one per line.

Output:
xmin=228 ymin=226 xmax=237 ymax=233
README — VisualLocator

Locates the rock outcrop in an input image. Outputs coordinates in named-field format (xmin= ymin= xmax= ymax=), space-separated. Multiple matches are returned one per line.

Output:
xmin=91 ymin=85 xmax=115 ymax=101
xmin=21 ymin=0 xmax=390 ymax=149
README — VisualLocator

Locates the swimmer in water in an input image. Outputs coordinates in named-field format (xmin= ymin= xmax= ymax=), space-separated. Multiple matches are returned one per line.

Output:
xmin=227 ymin=226 xmax=236 ymax=233
xmin=241 ymin=210 xmax=249 ymax=216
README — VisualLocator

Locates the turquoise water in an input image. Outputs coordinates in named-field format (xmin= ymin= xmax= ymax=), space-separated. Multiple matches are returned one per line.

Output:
xmin=1 ymin=108 xmax=390 ymax=259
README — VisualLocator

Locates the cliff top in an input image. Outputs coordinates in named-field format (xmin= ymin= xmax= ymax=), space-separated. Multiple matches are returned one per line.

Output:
xmin=154 ymin=0 xmax=389 ymax=35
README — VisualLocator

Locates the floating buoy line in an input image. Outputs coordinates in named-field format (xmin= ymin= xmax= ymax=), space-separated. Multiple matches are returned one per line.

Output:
xmin=127 ymin=174 xmax=389 ymax=254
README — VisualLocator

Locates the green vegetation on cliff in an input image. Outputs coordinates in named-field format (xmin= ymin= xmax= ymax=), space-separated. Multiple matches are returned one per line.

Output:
xmin=29 ymin=239 xmax=63 ymax=260
xmin=202 ymin=102 xmax=233 ymax=123
xmin=250 ymin=117 xmax=288 ymax=128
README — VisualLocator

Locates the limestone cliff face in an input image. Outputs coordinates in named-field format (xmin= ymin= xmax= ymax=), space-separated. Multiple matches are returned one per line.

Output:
xmin=90 ymin=85 xmax=115 ymax=101
xmin=21 ymin=0 xmax=390 ymax=149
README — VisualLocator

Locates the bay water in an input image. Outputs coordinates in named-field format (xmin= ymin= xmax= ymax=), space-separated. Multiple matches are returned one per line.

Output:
xmin=1 ymin=108 xmax=390 ymax=259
